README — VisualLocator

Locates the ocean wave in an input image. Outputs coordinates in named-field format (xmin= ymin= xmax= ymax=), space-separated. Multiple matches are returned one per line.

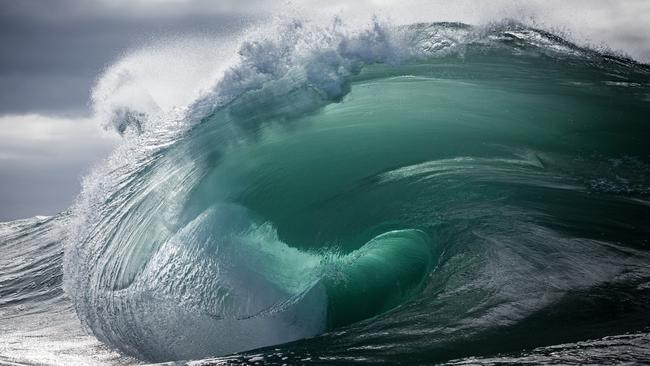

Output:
xmin=2 ymin=18 xmax=649 ymax=365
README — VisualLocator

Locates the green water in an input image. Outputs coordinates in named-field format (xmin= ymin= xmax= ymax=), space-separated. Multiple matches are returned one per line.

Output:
xmin=61 ymin=23 xmax=650 ymax=363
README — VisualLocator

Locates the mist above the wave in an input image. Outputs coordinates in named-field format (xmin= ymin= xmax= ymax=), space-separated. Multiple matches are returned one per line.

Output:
xmin=92 ymin=35 xmax=241 ymax=133
xmin=282 ymin=0 xmax=649 ymax=62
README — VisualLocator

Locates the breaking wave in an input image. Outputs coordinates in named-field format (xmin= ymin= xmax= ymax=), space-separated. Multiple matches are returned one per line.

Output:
xmin=2 ymin=18 xmax=650 ymax=365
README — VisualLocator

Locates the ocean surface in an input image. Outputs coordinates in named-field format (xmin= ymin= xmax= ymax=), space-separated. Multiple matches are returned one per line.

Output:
xmin=1 ymin=20 xmax=650 ymax=365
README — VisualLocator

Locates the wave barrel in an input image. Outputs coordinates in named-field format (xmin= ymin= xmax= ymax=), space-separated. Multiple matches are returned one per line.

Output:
xmin=323 ymin=229 xmax=436 ymax=328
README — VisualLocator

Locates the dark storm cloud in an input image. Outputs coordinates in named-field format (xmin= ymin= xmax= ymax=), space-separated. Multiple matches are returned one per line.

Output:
xmin=0 ymin=0 xmax=260 ymax=115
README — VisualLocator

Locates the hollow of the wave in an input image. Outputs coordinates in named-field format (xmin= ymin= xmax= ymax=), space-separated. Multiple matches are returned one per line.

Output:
xmin=323 ymin=229 xmax=434 ymax=328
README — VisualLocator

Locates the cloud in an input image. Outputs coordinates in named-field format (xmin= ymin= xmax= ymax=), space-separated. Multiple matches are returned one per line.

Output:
xmin=0 ymin=114 xmax=118 ymax=220
xmin=0 ymin=114 xmax=115 ymax=154
xmin=0 ymin=2 xmax=256 ymax=115
xmin=0 ymin=0 xmax=268 ymax=20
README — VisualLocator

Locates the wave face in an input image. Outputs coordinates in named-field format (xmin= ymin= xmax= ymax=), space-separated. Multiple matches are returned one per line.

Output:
xmin=2 ymin=20 xmax=650 ymax=365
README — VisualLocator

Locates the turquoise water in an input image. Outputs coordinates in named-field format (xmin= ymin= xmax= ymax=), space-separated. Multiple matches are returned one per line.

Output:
xmin=2 ymin=22 xmax=650 ymax=365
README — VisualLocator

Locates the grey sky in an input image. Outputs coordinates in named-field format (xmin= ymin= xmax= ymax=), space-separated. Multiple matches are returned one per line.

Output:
xmin=0 ymin=0 xmax=648 ymax=220
xmin=0 ymin=115 xmax=117 ymax=219
xmin=0 ymin=1 xmax=255 ymax=116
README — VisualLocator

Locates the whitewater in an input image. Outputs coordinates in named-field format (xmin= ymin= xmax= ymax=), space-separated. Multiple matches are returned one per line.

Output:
xmin=1 ymin=14 xmax=650 ymax=366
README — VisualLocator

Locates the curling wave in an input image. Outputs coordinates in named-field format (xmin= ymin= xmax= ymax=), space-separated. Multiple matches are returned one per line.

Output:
xmin=3 ymin=19 xmax=650 ymax=365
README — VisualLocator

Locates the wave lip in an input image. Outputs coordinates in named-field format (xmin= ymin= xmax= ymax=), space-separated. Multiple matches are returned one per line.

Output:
xmin=324 ymin=229 xmax=436 ymax=328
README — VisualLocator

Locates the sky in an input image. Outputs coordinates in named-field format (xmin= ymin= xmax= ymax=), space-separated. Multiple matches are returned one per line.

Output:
xmin=0 ymin=0 xmax=649 ymax=220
